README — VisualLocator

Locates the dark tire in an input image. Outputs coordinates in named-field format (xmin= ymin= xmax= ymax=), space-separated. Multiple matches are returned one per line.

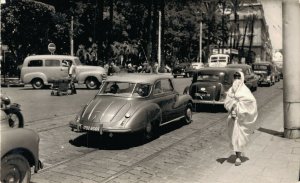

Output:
xmin=143 ymin=120 xmax=160 ymax=141
xmin=7 ymin=109 xmax=24 ymax=128
xmin=174 ymin=75 xmax=177 ymax=78
xmin=85 ymin=77 xmax=100 ymax=89
xmin=31 ymin=78 xmax=44 ymax=89
xmin=183 ymin=103 xmax=193 ymax=124
xmin=1 ymin=154 xmax=31 ymax=183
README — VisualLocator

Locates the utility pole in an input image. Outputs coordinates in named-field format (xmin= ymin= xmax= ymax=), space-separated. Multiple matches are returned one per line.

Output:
xmin=70 ymin=16 xmax=74 ymax=56
xmin=282 ymin=0 xmax=300 ymax=139
xmin=158 ymin=10 xmax=161 ymax=68
xmin=199 ymin=21 xmax=202 ymax=63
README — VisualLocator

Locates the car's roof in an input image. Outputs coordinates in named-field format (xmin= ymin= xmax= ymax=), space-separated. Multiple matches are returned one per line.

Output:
xmin=226 ymin=64 xmax=251 ymax=69
xmin=195 ymin=67 xmax=241 ymax=73
xmin=105 ymin=73 xmax=173 ymax=84
xmin=252 ymin=62 xmax=273 ymax=65
xmin=24 ymin=55 xmax=78 ymax=61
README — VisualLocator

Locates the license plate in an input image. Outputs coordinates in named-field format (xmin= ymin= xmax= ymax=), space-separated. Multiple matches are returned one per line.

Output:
xmin=83 ymin=125 xmax=100 ymax=132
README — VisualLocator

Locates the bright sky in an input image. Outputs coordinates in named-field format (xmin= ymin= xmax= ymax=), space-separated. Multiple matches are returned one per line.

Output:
xmin=260 ymin=0 xmax=283 ymax=50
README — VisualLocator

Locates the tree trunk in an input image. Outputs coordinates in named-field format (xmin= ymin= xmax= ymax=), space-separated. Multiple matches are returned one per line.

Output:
xmin=159 ymin=0 xmax=165 ymax=70
xmin=97 ymin=0 xmax=104 ymax=65
xmin=247 ymin=15 xmax=255 ymax=64
xmin=151 ymin=0 xmax=158 ymax=65
xmin=241 ymin=17 xmax=249 ymax=58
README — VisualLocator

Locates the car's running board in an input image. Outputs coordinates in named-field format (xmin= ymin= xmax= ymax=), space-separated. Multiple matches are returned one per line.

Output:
xmin=160 ymin=116 xmax=184 ymax=126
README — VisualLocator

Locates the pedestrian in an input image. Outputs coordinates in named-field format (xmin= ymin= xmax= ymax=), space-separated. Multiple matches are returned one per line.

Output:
xmin=224 ymin=71 xmax=258 ymax=166
xmin=68 ymin=61 xmax=77 ymax=94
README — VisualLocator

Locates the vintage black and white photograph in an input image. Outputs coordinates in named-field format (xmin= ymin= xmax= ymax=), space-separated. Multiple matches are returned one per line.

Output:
xmin=1 ymin=0 xmax=299 ymax=182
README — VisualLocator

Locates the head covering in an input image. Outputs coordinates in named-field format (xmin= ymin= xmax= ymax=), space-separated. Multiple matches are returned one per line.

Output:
xmin=224 ymin=71 xmax=258 ymax=152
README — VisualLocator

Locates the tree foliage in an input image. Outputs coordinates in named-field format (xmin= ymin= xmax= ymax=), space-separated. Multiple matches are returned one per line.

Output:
xmin=2 ymin=0 xmax=237 ymax=76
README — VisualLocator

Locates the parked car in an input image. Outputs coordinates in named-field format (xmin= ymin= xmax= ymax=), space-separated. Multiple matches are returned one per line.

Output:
xmin=252 ymin=62 xmax=276 ymax=86
xmin=70 ymin=73 xmax=193 ymax=140
xmin=226 ymin=64 xmax=258 ymax=91
xmin=1 ymin=110 xmax=43 ymax=183
xmin=172 ymin=63 xmax=194 ymax=78
xmin=21 ymin=55 xmax=107 ymax=89
xmin=183 ymin=67 xmax=241 ymax=106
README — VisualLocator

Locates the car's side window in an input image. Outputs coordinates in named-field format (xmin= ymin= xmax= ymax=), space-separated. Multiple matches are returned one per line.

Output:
xmin=28 ymin=60 xmax=43 ymax=67
xmin=161 ymin=79 xmax=173 ymax=92
xmin=45 ymin=60 xmax=60 ymax=67
xmin=153 ymin=81 xmax=162 ymax=95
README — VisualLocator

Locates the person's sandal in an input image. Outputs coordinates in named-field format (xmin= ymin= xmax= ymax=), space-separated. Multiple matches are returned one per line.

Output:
xmin=235 ymin=158 xmax=241 ymax=166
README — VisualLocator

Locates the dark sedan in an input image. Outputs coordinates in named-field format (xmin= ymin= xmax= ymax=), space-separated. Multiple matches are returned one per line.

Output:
xmin=184 ymin=67 xmax=241 ymax=106
xmin=172 ymin=63 xmax=194 ymax=78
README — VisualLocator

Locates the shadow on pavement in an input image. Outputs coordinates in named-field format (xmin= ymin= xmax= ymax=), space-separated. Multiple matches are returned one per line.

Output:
xmin=193 ymin=104 xmax=227 ymax=113
xmin=258 ymin=127 xmax=284 ymax=137
xmin=216 ymin=155 xmax=249 ymax=164
xmin=69 ymin=120 xmax=186 ymax=150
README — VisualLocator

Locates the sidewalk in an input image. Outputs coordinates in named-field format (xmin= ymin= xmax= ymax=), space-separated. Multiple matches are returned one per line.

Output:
xmin=195 ymin=93 xmax=300 ymax=183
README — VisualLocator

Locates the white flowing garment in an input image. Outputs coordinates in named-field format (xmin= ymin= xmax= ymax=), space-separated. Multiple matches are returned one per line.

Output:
xmin=224 ymin=71 xmax=258 ymax=152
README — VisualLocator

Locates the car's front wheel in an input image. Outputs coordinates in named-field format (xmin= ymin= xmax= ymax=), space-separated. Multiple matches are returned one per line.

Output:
xmin=1 ymin=154 xmax=31 ymax=183
xmin=143 ymin=120 xmax=160 ymax=141
xmin=31 ymin=78 xmax=44 ymax=89
xmin=85 ymin=77 xmax=100 ymax=89
xmin=183 ymin=103 xmax=193 ymax=124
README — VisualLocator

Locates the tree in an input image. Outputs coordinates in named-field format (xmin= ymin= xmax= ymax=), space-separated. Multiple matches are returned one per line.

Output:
xmin=1 ymin=0 xmax=55 ymax=66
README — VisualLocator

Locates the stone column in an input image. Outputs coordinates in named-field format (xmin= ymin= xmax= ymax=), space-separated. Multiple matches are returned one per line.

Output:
xmin=282 ymin=0 xmax=300 ymax=138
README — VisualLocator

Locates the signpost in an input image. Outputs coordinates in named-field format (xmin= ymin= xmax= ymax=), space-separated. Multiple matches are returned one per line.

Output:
xmin=48 ymin=43 xmax=56 ymax=55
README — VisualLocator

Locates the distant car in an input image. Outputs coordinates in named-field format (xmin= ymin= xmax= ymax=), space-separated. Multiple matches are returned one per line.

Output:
xmin=191 ymin=62 xmax=204 ymax=70
xmin=21 ymin=55 xmax=107 ymax=89
xmin=273 ymin=65 xmax=281 ymax=82
xmin=226 ymin=64 xmax=258 ymax=91
xmin=184 ymin=67 xmax=241 ymax=106
xmin=252 ymin=62 xmax=276 ymax=86
xmin=1 ymin=110 xmax=43 ymax=183
xmin=70 ymin=73 xmax=193 ymax=140
xmin=172 ymin=63 xmax=194 ymax=78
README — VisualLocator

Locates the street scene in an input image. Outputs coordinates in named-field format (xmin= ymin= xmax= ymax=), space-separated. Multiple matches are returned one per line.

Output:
xmin=1 ymin=0 xmax=300 ymax=183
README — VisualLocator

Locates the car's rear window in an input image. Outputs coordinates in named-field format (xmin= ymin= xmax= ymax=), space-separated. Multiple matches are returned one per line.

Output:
xmin=253 ymin=65 xmax=268 ymax=70
xmin=196 ymin=74 xmax=220 ymax=82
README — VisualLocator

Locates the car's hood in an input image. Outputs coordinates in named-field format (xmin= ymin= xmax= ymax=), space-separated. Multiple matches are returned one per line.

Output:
xmin=80 ymin=96 xmax=139 ymax=126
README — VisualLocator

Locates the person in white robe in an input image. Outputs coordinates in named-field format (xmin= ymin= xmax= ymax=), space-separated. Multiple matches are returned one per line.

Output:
xmin=224 ymin=71 xmax=258 ymax=166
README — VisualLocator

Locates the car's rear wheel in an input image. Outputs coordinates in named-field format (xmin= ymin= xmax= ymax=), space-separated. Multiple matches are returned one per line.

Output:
xmin=31 ymin=78 xmax=44 ymax=89
xmin=85 ymin=77 xmax=100 ymax=89
xmin=183 ymin=103 xmax=193 ymax=124
xmin=1 ymin=154 xmax=31 ymax=183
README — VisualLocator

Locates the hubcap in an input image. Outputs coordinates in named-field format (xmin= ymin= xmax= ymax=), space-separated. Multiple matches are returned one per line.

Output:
xmin=186 ymin=107 xmax=192 ymax=121
xmin=35 ymin=81 xmax=42 ymax=87
xmin=5 ymin=166 xmax=20 ymax=183
xmin=146 ymin=122 xmax=152 ymax=133
xmin=8 ymin=114 xmax=19 ymax=128
xmin=89 ymin=80 xmax=95 ymax=87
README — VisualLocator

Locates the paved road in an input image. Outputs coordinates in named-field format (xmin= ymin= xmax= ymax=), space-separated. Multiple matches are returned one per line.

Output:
xmin=1 ymin=78 xmax=283 ymax=183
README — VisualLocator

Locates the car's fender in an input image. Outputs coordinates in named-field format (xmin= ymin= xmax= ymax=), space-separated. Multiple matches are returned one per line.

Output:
xmin=22 ymin=72 xmax=48 ymax=85
xmin=76 ymin=71 xmax=104 ymax=84
xmin=174 ymin=94 xmax=192 ymax=109
xmin=125 ymin=103 xmax=162 ymax=132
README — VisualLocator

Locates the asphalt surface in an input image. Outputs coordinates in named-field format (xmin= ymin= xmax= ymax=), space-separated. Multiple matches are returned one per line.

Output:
xmin=1 ymin=77 xmax=284 ymax=183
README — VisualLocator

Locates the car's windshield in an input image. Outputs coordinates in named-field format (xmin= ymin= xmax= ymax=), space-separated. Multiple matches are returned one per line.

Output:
xmin=196 ymin=74 xmax=220 ymax=82
xmin=98 ymin=81 xmax=151 ymax=97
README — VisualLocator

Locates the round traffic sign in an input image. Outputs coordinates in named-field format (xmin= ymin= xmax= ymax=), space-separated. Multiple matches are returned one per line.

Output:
xmin=48 ymin=43 xmax=56 ymax=54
